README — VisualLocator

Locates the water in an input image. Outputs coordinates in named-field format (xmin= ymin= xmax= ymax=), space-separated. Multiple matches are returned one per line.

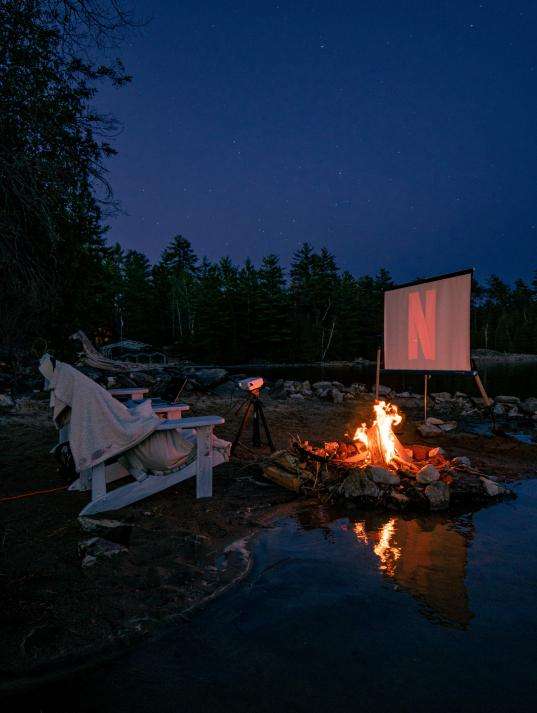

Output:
xmin=13 ymin=480 xmax=537 ymax=713
xmin=230 ymin=361 xmax=537 ymax=399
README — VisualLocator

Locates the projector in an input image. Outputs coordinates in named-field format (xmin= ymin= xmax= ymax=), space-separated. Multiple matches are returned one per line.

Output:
xmin=238 ymin=376 xmax=264 ymax=392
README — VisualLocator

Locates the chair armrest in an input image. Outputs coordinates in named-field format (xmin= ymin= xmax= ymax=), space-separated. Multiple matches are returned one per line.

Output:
xmin=109 ymin=387 xmax=149 ymax=399
xmin=156 ymin=416 xmax=225 ymax=430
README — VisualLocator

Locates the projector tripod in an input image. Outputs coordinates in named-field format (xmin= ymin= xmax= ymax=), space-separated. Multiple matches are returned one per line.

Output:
xmin=231 ymin=388 xmax=275 ymax=456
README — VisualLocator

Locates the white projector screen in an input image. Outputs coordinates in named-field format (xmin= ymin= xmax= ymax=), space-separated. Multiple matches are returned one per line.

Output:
xmin=384 ymin=269 xmax=472 ymax=373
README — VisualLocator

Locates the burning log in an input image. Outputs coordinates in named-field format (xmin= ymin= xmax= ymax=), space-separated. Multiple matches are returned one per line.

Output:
xmin=261 ymin=399 xmax=515 ymax=511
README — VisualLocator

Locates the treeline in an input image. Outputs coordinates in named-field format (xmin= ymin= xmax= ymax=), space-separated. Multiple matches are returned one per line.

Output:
xmin=73 ymin=235 xmax=537 ymax=363
xmin=1 ymin=2 xmax=536 ymax=364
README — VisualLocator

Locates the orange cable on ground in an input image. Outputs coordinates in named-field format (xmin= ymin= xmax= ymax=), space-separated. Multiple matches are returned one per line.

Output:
xmin=0 ymin=485 xmax=69 ymax=503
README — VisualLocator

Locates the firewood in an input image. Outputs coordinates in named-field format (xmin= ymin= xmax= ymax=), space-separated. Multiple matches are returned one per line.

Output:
xmin=263 ymin=465 xmax=301 ymax=492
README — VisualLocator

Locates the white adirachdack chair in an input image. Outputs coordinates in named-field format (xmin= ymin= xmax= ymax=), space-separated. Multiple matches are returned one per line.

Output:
xmin=40 ymin=356 xmax=230 ymax=516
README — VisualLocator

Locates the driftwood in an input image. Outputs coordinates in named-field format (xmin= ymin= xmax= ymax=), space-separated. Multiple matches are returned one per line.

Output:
xmin=70 ymin=331 xmax=170 ymax=373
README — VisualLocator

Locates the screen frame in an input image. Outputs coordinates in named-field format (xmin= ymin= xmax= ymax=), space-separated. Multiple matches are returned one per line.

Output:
xmin=382 ymin=268 xmax=474 ymax=375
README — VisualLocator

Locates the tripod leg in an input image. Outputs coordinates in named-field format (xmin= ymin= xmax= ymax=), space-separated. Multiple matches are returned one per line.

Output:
xmin=258 ymin=400 xmax=275 ymax=452
xmin=252 ymin=400 xmax=262 ymax=447
xmin=231 ymin=400 xmax=252 ymax=456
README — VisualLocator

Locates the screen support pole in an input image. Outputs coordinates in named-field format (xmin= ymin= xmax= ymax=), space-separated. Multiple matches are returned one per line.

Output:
xmin=375 ymin=347 xmax=381 ymax=402
xmin=474 ymin=371 xmax=493 ymax=408
xmin=424 ymin=374 xmax=430 ymax=422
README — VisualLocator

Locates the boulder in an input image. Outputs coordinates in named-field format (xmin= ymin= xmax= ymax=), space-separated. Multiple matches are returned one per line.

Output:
xmin=438 ymin=421 xmax=457 ymax=432
xmin=338 ymin=471 xmax=380 ymax=500
xmin=375 ymin=384 xmax=393 ymax=397
xmin=79 ymin=517 xmax=132 ymax=546
xmin=79 ymin=537 xmax=128 ymax=567
xmin=416 ymin=464 xmax=440 ymax=484
xmin=0 ymin=393 xmax=14 ymax=408
xmin=366 ymin=465 xmax=400 ymax=485
xmin=495 ymin=395 xmax=520 ymax=404
xmin=187 ymin=368 xmax=228 ymax=389
xmin=425 ymin=417 xmax=445 ymax=425
xmin=331 ymin=388 xmax=344 ymax=404
xmin=417 ymin=423 xmax=443 ymax=438
xmin=389 ymin=492 xmax=410 ymax=509
xmin=520 ymin=397 xmax=537 ymax=415
xmin=431 ymin=392 xmax=452 ymax=401
xmin=312 ymin=381 xmax=334 ymax=392
xmin=425 ymin=481 xmax=450 ymax=510
xmin=302 ymin=380 xmax=313 ymax=396
xmin=451 ymin=456 xmax=471 ymax=467
xmin=480 ymin=477 xmax=507 ymax=498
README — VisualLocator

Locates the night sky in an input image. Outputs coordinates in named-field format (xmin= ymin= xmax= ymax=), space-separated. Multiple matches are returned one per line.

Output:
xmin=97 ymin=1 xmax=537 ymax=283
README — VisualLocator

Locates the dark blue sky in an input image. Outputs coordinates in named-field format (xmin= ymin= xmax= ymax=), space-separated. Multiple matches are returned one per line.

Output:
xmin=97 ymin=1 xmax=537 ymax=282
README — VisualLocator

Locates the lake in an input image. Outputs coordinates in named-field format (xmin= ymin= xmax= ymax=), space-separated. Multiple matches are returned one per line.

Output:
xmin=13 ymin=479 xmax=537 ymax=713
xmin=229 ymin=361 xmax=537 ymax=399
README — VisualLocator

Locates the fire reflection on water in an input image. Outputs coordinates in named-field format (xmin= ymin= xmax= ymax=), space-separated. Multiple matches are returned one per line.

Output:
xmin=354 ymin=519 xmax=402 ymax=577
xmin=352 ymin=515 xmax=473 ymax=628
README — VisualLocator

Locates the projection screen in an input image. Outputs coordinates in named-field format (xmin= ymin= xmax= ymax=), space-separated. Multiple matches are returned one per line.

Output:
xmin=384 ymin=269 xmax=473 ymax=373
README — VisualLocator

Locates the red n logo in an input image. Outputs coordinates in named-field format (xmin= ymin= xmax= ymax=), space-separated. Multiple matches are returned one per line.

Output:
xmin=408 ymin=290 xmax=436 ymax=360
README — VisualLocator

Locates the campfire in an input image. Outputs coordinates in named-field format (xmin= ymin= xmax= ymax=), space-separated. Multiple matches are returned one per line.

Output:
xmin=296 ymin=400 xmax=447 ymax=475
xmin=263 ymin=400 xmax=512 ymax=511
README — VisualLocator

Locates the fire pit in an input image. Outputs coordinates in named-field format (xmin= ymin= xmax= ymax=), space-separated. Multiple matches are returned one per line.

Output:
xmin=263 ymin=401 xmax=513 ymax=511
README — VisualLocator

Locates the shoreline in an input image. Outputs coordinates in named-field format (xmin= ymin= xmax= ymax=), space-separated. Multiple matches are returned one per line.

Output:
xmin=1 ymin=395 xmax=536 ymax=692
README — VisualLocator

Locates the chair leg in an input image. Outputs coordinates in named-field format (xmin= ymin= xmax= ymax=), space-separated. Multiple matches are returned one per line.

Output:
xmin=91 ymin=462 xmax=106 ymax=502
xmin=196 ymin=426 xmax=213 ymax=498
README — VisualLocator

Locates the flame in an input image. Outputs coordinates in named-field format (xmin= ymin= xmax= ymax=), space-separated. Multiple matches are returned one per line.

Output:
xmin=352 ymin=400 xmax=402 ymax=464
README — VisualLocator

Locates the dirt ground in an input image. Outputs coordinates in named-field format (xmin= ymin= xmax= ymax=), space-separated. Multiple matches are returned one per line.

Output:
xmin=1 ymin=392 xmax=536 ymax=686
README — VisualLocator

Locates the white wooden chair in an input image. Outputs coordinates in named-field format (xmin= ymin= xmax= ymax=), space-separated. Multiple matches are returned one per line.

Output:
xmin=69 ymin=415 xmax=227 ymax=516
xmin=41 ymin=357 xmax=229 ymax=516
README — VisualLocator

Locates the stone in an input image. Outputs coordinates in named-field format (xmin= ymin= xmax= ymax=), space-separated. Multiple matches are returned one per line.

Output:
xmin=283 ymin=380 xmax=296 ymax=393
xmin=187 ymin=368 xmax=228 ymax=389
xmin=438 ymin=421 xmax=458 ymax=432
xmin=451 ymin=456 xmax=471 ymax=467
xmin=350 ymin=383 xmax=367 ymax=394
xmin=417 ymin=423 xmax=442 ymax=438
xmin=366 ymin=465 xmax=400 ymax=485
xmin=425 ymin=417 xmax=445 ymax=425
xmin=431 ymin=392 xmax=452 ymax=401
xmin=312 ymin=381 xmax=334 ymax=392
xmin=520 ymin=398 xmax=537 ymax=415
xmin=454 ymin=391 xmax=468 ymax=399
xmin=332 ymin=381 xmax=345 ymax=391
xmin=428 ymin=446 xmax=446 ymax=457
xmin=343 ymin=392 xmax=355 ymax=401
xmin=493 ymin=403 xmax=505 ymax=416
xmin=425 ymin=481 xmax=450 ymax=510
xmin=78 ymin=537 xmax=127 ymax=566
xmin=338 ymin=471 xmax=380 ymax=500
xmin=289 ymin=393 xmax=305 ymax=400
xmin=376 ymin=384 xmax=393 ymax=397
xmin=520 ymin=397 xmax=537 ymax=415
xmin=0 ymin=393 xmax=14 ymax=408
xmin=480 ymin=477 xmax=507 ymax=497
xmin=507 ymin=406 xmax=519 ymax=418
xmin=331 ymin=388 xmax=344 ymax=404
xmin=389 ymin=492 xmax=410 ymax=508
xmin=416 ymin=464 xmax=440 ymax=484
xmin=302 ymin=380 xmax=313 ymax=396
xmin=495 ymin=395 xmax=520 ymax=404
